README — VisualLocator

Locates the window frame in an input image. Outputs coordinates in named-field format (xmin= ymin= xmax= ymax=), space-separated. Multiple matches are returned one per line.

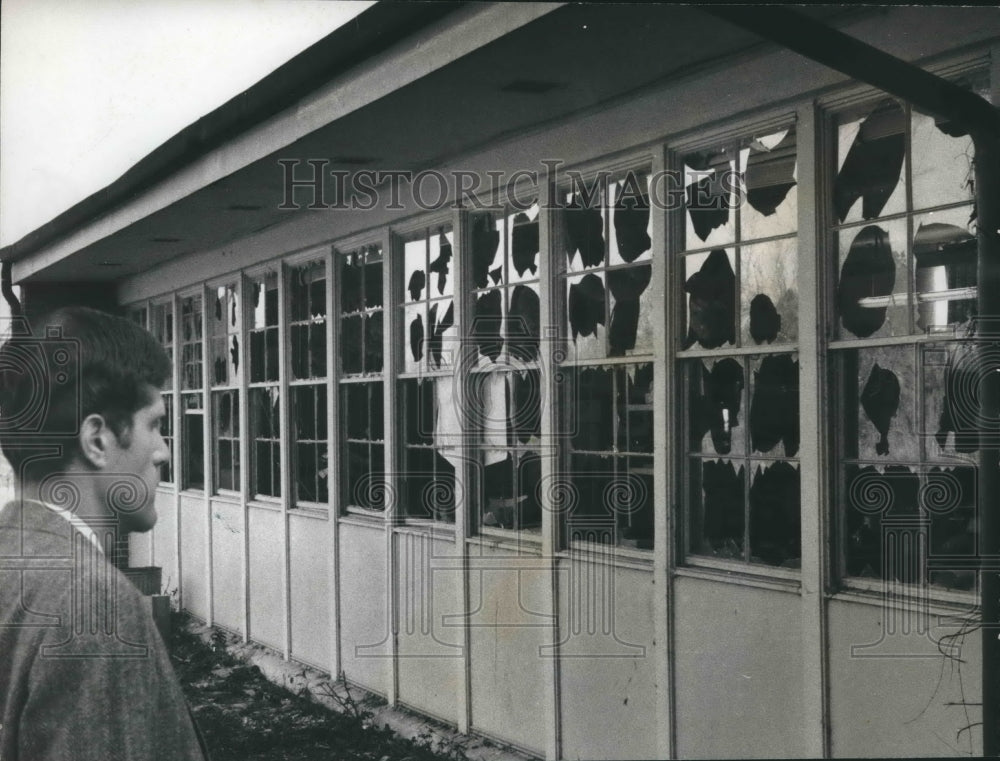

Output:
xmin=285 ymin=248 xmax=333 ymax=511
xmin=820 ymin=83 xmax=984 ymax=602
xmin=550 ymin=154 xmax=659 ymax=556
xmin=178 ymin=288 xmax=207 ymax=493
xmin=393 ymin=211 xmax=462 ymax=527
xmin=244 ymin=263 xmax=285 ymax=503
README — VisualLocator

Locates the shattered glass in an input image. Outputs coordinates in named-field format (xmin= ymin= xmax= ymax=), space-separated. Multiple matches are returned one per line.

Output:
xmin=741 ymin=239 xmax=798 ymax=345
xmin=836 ymin=219 xmax=908 ymax=339
xmin=834 ymin=100 xmax=906 ymax=224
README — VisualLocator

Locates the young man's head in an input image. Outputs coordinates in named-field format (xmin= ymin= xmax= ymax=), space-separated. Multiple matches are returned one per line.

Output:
xmin=0 ymin=306 xmax=171 ymax=532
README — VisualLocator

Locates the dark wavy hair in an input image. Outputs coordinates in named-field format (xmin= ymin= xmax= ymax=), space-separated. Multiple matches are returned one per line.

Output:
xmin=0 ymin=306 xmax=170 ymax=477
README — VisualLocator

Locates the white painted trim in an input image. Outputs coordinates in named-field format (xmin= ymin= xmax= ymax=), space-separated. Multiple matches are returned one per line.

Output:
xmin=797 ymin=102 xmax=831 ymax=759
xmin=201 ymin=285 xmax=214 ymax=628
xmin=650 ymin=144 xmax=675 ymax=761
xmin=238 ymin=273 xmax=252 ymax=642
xmin=324 ymin=245 xmax=342 ymax=678
xmin=537 ymin=173 xmax=562 ymax=761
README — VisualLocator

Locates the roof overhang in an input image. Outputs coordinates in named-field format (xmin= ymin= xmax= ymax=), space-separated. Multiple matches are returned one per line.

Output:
xmin=4 ymin=3 xmax=998 ymax=284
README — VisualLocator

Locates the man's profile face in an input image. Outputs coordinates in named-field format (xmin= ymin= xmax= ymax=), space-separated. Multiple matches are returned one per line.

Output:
xmin=103 ymin=386 xmax=170 ymax=533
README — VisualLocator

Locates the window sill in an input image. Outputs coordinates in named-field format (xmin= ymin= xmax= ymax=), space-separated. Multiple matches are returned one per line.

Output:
xmin=559 ymin=540 xmax=654 ymax=572
xmin=289 ymin=504 xmax=329 ymax=520
xmin=467 ymin=531 xmax=542 ymax=556
xmin=832 ymin=579 xmax=978 ymax=616
xmin=394 ymin=521 xmax=456 ymax=542
xmin=247 ymin=498 xmax=282 ymax=512
xmin=675 ymin=559 xmax=801 ymax=594
xmin=210 ymin=491 xmax=240 ymax=505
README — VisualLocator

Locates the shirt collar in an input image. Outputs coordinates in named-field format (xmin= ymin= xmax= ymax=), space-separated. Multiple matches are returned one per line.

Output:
xmin=21 ymin=499 xmax=107 ymax=555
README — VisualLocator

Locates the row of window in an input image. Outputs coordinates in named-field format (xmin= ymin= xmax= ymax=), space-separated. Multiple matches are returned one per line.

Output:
xmin=129 ymin=86 xmax=983 ymax=593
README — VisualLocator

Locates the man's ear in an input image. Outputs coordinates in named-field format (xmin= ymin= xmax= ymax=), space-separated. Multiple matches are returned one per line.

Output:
xmin=78 ymin=413 xmax=113 ymax=468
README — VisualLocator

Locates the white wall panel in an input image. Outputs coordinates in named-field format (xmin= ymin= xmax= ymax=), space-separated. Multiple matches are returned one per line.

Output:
xmin=210 ymin=498 xmax=244 ymax=633
xmin=338 ymin=519 xmax=391 ymax=695
xmin=179 ymin=494 xmax=208 ymax=620
xmin=673 ymin=576 xmax=805 ymax=759
xmin=828 ymin=598 xmax=981 ymax=758
xmin=247 ymin=505 xmax=285 ymax=649
xmin=557 ymin=558 xmax=658 ymax=761
xmin=289 ymin=512 xmax=331 ymax=669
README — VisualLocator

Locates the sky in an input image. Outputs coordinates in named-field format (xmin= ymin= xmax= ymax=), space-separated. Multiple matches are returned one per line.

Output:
xmin=0 ymin=0 xmax=374 ymax=247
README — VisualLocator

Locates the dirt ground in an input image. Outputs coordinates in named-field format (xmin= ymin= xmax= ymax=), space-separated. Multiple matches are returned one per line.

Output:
xmin=169 ymin=613 xmax=468 ymax=761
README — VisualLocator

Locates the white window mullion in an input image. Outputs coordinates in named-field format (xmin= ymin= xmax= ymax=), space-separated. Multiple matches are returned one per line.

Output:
xmin=652 ymin=144 xmax=678 ymax=761
xmin=325 ymin=245 xmax=342 ymax=677
xmin=199 ymin=285 xmax=214 ymax=627
xmin=797 ymin=102 xmax=831 ymax=758
xmin=537 ymin=173 xmax=563 ymax=761
xmin=384 ymin=230 xmax=402 ymax=707
xmin=277 ymin=263 xmax=292 ymax=660
xmin=238 ymin=274 xmax=251 ymax=641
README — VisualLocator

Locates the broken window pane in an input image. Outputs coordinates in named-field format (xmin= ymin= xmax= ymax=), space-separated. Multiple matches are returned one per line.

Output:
xmin=508 ymin=370 xmax=541 ymax=446
xmin=741 ymin=127 xmax=797 ymax=241
xmin=427 ymin=300 xmax=456 ymax=370
xmin=402 ymin=304 xmax=423 ymax=373
xmin=428 ymin=228 xmax=454 ymax=298
xmin=681 ymin=249 xmax=736 ymax=350
xmin=570 ymin=366 xmax=614 ymax=452
xmin=911 ymin=109 xmax=975 ymax=211
xmin=471 ymin=211 xmax=503 ymax=289
xmin=364 ymin=312 xmax=382 ymax=373
xmin=620 ymin=456 xmax=654 ymax=549
xmin=404 ymin=237 xmax=426 ymax=302
xmin=294 ymin=385 xmax=317 ymax=441
xmin=748 ymin=460 xmax=800 ymax=567
xmin=311 ymin=322 xmax=327 ymax=377
xmin=836 ymin=220 xmax=908 ymax=339
xmin=290 ymin=325 xmax=308 ymax=379
xmin=250 ymin=387 xmax=281 ymax=498
xmin=618 ymin=364 xmax=654 ymax=454
xmin=834 ymin=99 xmax=906 ymax=224
xmin=687 ymin=358 xmax=746 ymax=456
xmin=690 ymin=458 xmax=745 ymax=559
xmin=610 ymin=172 xmax=652 ymax=266
xmin=562 ymin=188 xmax=606 ymax=271
xmin=402 ymin=447 xmax=456 ymax=522
xmin=183 ymin=408 xmax=205 ymax=490
xmin=160 ymin=393 xmax=174 ymax=483
xmin=342 ymin=315 xmax=363 ymax=375
xmin=566 ymin=272 xmax=606 ymax=361
xmin=607 ymin=264 xmax=653 ymax=357
xmin=180 ymin=296 xmax=203 ymax=391
xmin=504 ymin=285 xmax=538 ymax=364
xmin=153 ymin=303 xmax=174 ymax=392
xmin=684 ymin=147 xmax=737 ymax=249
xmin=749 ymin=353 xmax=799 ymax=458
xmin=364 ymin=248 xmax=383 ymax=308
xmin=345 ymin=383 xmax=368 ymax=440
xmin=508 ymin=202 xmax=540 ymax=283
xmin=403 ymin=379 xmax=434 ymax=446
xmin=913 ymin=206 xmax=978 ymax=331
xmin=291 ymin=383 xmax=327 ymax=505
xmin=210 ymin=284 xmax=239 ymax=386
xmin=212 ymin=389 xmax=240 ymax=493
xmin=289 ymin=261 xmax=326 ymax=382
xmin=473 ymin=289 xmax=504 ymax=364
xmin=924 ymin=341 xmax=980 ymax=461
xmin=481 ymin=452 xmax=515 ymax=528
xmin=471 ymin=372 xmax=507 ymax=451
xmin=840 ymin=346 xmax=919 ymax=463
xmin=927 ymin=466 xmax=976 ymax=591
xmin=741 ymin=239 xmax=798 ymax=345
